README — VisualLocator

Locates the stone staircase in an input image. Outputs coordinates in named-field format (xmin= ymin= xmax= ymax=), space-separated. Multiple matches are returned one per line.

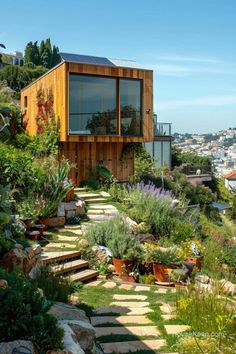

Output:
xmin=41 ymin=250 xmax=99 ymax=283
xmin=41 ymin=187 xmax=118 ymax=284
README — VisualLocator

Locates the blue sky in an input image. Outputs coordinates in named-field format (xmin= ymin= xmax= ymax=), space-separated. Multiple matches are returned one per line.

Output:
xmin=1 ymin=0 xmax=236 ymax=133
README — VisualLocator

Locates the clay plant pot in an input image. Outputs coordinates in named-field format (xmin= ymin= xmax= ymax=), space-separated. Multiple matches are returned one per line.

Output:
xmin=22 ymin=218 xmax=33 ymax=229
xmin=25 ymin=230 xmax=40 ymax=241
xmin=153 ymin=263 xmax=174 ymax=282
xmin=185 ymin=256 xmax=203 ymax=270
xmin=121 ymin=274 xmax=137 ymax=283
xmin=112 ymin=258 xmax=134 ymax=275
xmin=38 ymin=217 xmax=50 ymax=230
xmin=31 ymin=224 xmax=45 ymax=239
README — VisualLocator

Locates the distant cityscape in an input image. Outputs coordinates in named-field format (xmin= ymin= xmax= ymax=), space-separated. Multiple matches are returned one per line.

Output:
xmin=173 ymin=128 xmax=236 ymax=177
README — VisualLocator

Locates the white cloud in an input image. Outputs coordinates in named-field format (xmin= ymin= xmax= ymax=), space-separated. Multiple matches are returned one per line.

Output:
xmin=157 ymin=95 xmax=236 ymax=110
xmin=152 ymin=63 xmax=228 ymax=77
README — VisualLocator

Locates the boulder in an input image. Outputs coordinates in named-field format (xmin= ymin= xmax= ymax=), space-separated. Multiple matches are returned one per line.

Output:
xmin=195 ymin=274 xmax=210 ymax=284
xmin=57 ymin=202 xmax=66 ymax=217
xmin=0 ymin=340 xmax=36 ymax=354
xmin=43 ymin=217 xmax=65 ymax=227
xmin=219 ymin=279 xmax=236 ymax=295
xmin=2 ymin=248 xmax=24 ymax=272
xmin=15 ymin=243 xmax=24 ymax=250
xmin=64 ymin=201 xmax=77 ymax=211
xmin=25 ymin=247 xmax=35 ymax=259
xmin=48 ymin=322 xmax=84 ymax=354
xmin=78 ymin=239 xmax=89 ymax=248
xmin=123 ymin=216 xmax=139 ymax=232
xmin=32 ymin=244 xmax=42 ymax=255
xmin=66 ymin=210 xmax=76 ymax=218
xmin=136 ymin=233 xmax=155 ymax=243
xmin=0 ymin=279 xmax=8 ymax=289
xmin=23 ymin=256 xmax=37 ymax=274
xmin=62 ymin=319 xmax=95 ymax=352
xmin=92 ymin=245 xmax=112 ymax=262
xmin=48 ymin=302 xmax=89 ymax=322
xmin=75 ymin=200 xmax=86 ymax=216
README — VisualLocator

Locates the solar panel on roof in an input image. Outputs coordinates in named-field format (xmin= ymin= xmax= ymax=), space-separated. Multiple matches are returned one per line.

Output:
xmin=60 ymin=53 xmax=115 ymax=66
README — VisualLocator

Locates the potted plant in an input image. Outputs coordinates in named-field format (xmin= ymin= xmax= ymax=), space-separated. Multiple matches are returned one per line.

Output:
xmin=147 ymin=245 xmax=183 ymax=282
xmin=108 ymin=233 xmax=143 ymax=275
xmin=18 ymin=199 xmax=36 ymax=229
xmin=182 ymin=240 xmax=203 ymax=270
xmin=121 ymin=263 xmax=140 ymax=283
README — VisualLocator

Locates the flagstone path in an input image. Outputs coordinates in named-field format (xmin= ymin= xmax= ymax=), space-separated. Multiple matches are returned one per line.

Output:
xmin=83 ymin=280 xmax=186 ymax=353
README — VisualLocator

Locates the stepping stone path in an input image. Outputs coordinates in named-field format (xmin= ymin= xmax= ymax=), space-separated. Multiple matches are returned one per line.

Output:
xmin=91 ymin=291 xmax=166 ymax=353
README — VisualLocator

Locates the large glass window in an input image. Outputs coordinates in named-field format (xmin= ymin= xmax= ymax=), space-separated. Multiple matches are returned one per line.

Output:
xmin=120 ymin=79 xmax=142 ymax=136
xmin=69 ymin=75 xmax=117 ymax=135
xmin=69 ymin=75 xmax=143 ymax=136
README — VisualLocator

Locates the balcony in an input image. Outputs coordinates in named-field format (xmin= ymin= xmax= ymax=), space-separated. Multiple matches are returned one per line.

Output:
xmin=180 ymin=164 xmax=213 ymax=183
xmin=154 ymin=122 xmax=172 ymax=137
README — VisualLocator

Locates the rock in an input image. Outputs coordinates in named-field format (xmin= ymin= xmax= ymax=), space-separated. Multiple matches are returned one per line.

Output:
xmin=15 ymin=243 xmax=24 ymax=250
xmin=28 ymin=261 xmax=42 ymax=279
xmin=196 ymin=282 xmax=213 ymax=292
xmin=195 ymin=274 xmax=210 ymax=284
xmin=0 ymin=340 xmax=36 ymax=354
xmin=75 ymin=200 xmax=86 ymax=216
xmin=57 ymin=202 xmax=66 ymax=217
xmin=66 ymin=210 xmax=76 ymax=218
xmin=108 ymin=264 xmax=115 ymax=272
xmin=219 ymin=279 xmax=236 ymax=295
xmin=25 ymin=247 xmax=35 ymax=259
xmin=0 ymin=279 xmax=8 ymax=289
xmin=136 ymin=233 xmax=155 ymax=243
xmin=48 ymin=302 xmax=89 ymax=322
xmin=32 ymin=244 xmax=42 ymax=255
xmin=123 ymin=216 xmax=139 ymax=232
xmin=2 ymin=248 xmax=24 ymax=272
xmin=55 ymin=321 xmax=84 ymax=354
xmin=64 ymin=201 xmax=77 ymax=211
xmin=92 ymin=245 xmax=112 ymax=262
xmin=23 ymin=256 xmax=36 ymax=274
xmin=78 ymin=239 xmax=89 ymax=248
xmin=62 ymin=319 xmax=95 ymax=352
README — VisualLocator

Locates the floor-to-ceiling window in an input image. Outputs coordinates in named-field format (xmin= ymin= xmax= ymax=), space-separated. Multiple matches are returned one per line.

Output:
xmin=120 ymin=79 xmax=142 ymax=136
xmin=69 ymin=75 xmax=117 ymax=135
xmin=69 ymin=74 xmax=143 ymax=136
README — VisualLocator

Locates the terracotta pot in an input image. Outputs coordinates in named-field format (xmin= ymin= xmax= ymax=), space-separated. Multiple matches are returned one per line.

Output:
xmin=153 ymin=263 xmax=174 ymax=282
xmin=22 ymin=219 xmax=33 ymax=229
xmin=31 ymin=224 xmax=45 ymax=239
xmin=121 ymin=274 xmax=137 ymax=283
xmin=112 ymin=258 xmax=134 ymax=274
xmin=38 ymin=217 xmax=50 ymax=230
xmin=25 ymin=230 xmax=40 ymax=241
xmin=185 ymin=256 xmax=203 ymax=270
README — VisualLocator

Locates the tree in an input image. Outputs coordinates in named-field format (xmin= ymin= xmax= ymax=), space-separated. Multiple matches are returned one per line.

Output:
xmin=0 ymin=43 xmax=6 ymax=63
xmin=51 ymin=45 xmax=61 ymax=67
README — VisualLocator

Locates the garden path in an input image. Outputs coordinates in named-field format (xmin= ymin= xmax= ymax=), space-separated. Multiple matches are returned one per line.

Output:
xmin=72 ymin=280 xmax=189 ymax=353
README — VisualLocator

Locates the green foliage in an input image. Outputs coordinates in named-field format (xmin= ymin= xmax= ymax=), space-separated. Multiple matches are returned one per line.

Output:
xmin=24 ymin=38 xmax=61 ymax=69
xmin=35 ymin=266 xmax=73 ymax=302
xmin=148 ymin=247 xmax=183 ymax=264
xmin=96 ymin=165 xmax=112 ymax=180
xmin=176 ymin=288 xmax=236 ymax=350
xmin=139 ymin=274 xmax=156 ymax=285
xmin=132 ymin=143 xmax=158 ymax=182
xmin=219 ymin=244 xmax=236 ymax=268
xmin=0 ymin=268 xmax=63 ymax=353
xmin=86 ymin=216 xmax=143 ymax=260
xmin=0 ymin=65 xmax=47 ymax=91
xmin=172 ymin=145 xmax=212 ymax=167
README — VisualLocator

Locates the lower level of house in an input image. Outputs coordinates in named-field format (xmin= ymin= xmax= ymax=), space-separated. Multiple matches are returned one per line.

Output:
xmin=61 ymin=142 xmax=134 ymax=185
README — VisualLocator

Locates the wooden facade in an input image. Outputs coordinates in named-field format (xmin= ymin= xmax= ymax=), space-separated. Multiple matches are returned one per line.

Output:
xmin=21 ymin=60 xmax=153 ymax=184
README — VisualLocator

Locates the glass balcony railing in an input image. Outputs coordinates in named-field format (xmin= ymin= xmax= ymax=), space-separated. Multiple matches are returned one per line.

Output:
xmin=154 ymin=122 xmax=172 ymax=137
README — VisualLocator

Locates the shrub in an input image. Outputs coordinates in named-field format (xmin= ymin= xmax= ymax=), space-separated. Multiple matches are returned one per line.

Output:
xmin=176 ymin=288 xmax=236 ymax=351
xmin=35 ymin=266 xmax=74 ymax=302
xmin=0 ymin=269 xmax=63 ymax=353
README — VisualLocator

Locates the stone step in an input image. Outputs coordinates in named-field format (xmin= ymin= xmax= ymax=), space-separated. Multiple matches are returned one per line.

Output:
xmin=41 ymin=251 xmax=81 ymax=264
xmin=94 ymin=307 xmax=153 ymax=315
xmin=101 ymin=339 xmax=166 ymax=353
xmin=89 ymin=204 xmax=117 ymax=210
xmin=111 ymin=301 xmax=150 ymax=308
xmin=96 ymin=326 xmax=160 ymax=338
xmin=86 ymin=198 xmax=108 ymax=203
xmin=57 ymin=235 xmax=79 ymax=242
xmin=74 ymin=187 xmax=88 ymax=192
xmin=113 ymin=294 xmax=148 ymax=301
xmin=75 ymin=192 xmax=101 ymax=199
xmin=51 ymin=259 xmax=89 ymax=275
xmin=63 ymin=225 xmax=82 ymax=230
xmin=67 ymin=269 xmax=99 ymax=282
xmin=91 ymin=315 xmax=152 ymax=326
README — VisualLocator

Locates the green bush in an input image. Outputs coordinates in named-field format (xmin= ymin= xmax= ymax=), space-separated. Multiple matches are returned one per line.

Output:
xmin=35 ymin=266 xmax=74 ymax=303
xmin=0 ymin=269 xmax=63 ymax=353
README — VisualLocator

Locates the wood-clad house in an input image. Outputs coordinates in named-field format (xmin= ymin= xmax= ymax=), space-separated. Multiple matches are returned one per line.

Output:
xmin=21 ymin=53 xmax=153 ymax=184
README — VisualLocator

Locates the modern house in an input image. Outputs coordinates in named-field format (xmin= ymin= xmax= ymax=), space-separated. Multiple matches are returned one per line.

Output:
xmin=21 ymin=53 xmax=172 ymax=184
xmin=224 ymin=170 xmax=236 ymax=191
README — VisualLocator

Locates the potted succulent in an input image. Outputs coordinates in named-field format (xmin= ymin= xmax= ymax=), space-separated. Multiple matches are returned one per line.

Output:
xmin=146 ymin=245 xmax=183 ymax=282
xmin=121 ymin=263 xmax=140 ymax=283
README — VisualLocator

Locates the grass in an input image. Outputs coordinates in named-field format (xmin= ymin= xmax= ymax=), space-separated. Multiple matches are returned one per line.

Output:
xmin=75 ymin=283 xmax=180 ymax=352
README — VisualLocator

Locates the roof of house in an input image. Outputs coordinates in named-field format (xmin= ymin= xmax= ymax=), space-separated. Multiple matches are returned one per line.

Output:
xmin=224 ymin=170 xmax=236 ymax=179
xmin=60 ymin=52 xmax=149 ymax=70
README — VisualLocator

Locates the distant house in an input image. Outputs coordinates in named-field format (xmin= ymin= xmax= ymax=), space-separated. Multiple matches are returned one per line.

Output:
xmin=21 ymin=53 xmax=154 ymax=184
xmin=224 ymin=170 xmax=236 ymax=191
